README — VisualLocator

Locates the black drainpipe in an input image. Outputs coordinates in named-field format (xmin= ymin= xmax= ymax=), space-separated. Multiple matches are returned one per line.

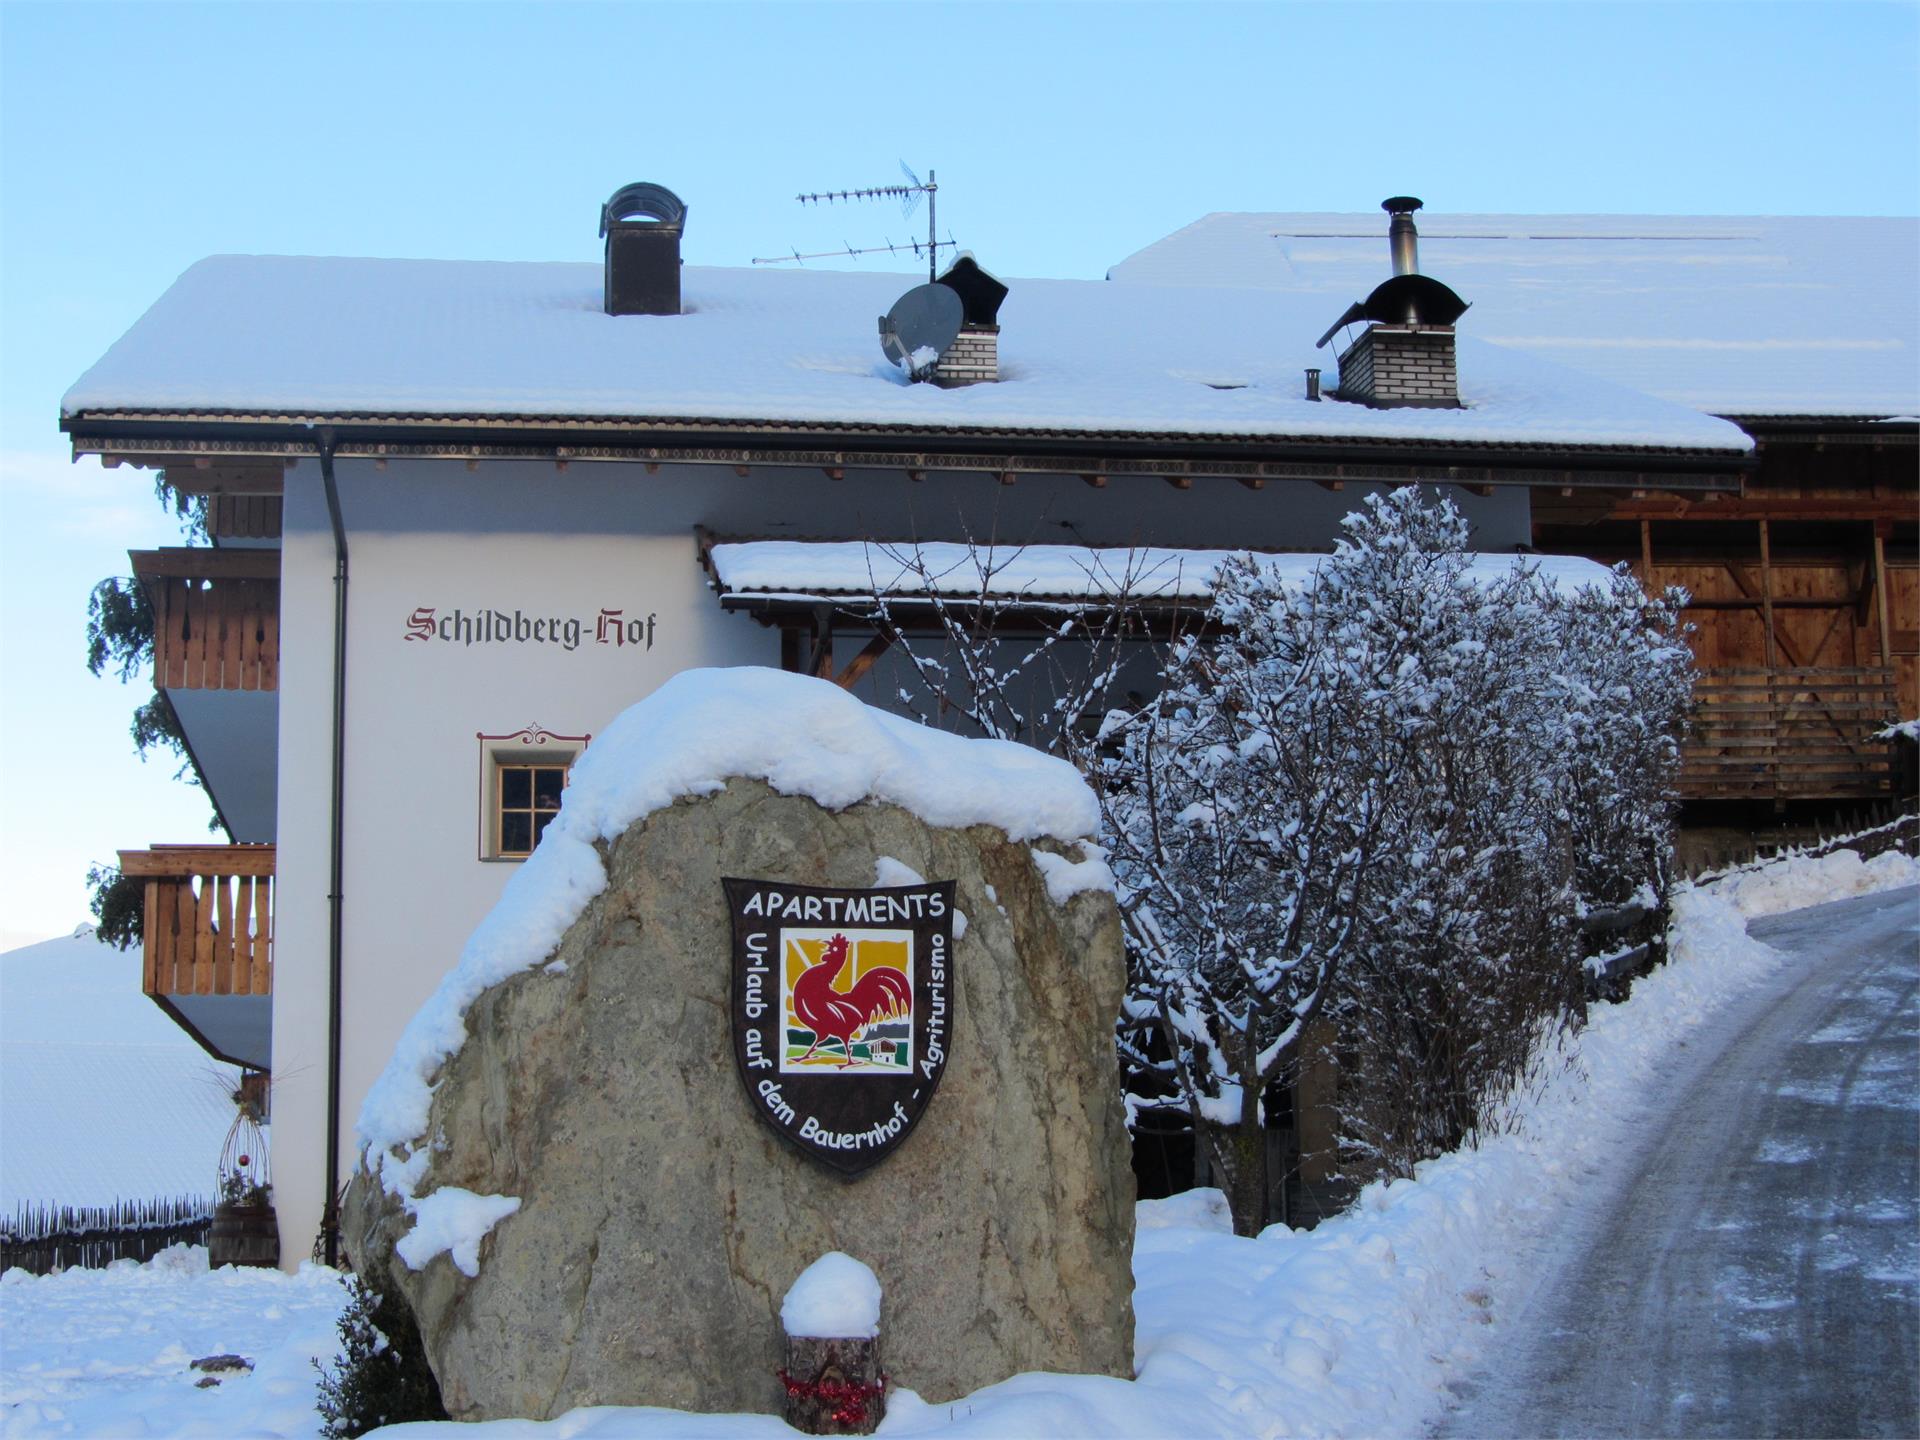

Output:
xmin=317 ymin=430 xmax=349 ymax=1268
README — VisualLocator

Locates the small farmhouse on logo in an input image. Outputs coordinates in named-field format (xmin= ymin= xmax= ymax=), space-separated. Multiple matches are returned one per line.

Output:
xmin=62 ymin=186 xmax=1913 ymax=1263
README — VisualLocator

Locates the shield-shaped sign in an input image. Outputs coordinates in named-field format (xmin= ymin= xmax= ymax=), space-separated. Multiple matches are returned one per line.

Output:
xmin=725 ymin=877 xmax=956 ymax=1177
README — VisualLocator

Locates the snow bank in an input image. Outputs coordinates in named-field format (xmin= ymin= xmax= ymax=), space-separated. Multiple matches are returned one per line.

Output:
xmin=356 ymin=669 xmax=1102 ymax=1241
xmin=1705 ymin=846 xmax=1918 ymax=919
xmin=781 ymin=1252 xmax=882 ymax=1340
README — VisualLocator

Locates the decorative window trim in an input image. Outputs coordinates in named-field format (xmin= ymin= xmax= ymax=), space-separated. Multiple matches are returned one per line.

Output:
xmin=477 ymin=724 xmax=591 ymax=862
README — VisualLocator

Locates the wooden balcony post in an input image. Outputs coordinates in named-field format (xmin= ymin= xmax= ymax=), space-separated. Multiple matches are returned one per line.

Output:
xmin=1758 ymin=520 xmax=1778 ymax=672
xmin=1873 ymin=522 xmax=1894 ymax=670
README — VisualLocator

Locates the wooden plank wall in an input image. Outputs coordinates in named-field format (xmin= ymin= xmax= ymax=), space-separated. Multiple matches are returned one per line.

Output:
xmin=207 ymin=495 xmax=283 ymax=541
xmin=1684 ymin=669 xmax=1898 ymax=800
xmin=1890 ymin=566 xmax=1919 ymax=721
xmin=1648 ymin=559 xmax=1917 ymax=719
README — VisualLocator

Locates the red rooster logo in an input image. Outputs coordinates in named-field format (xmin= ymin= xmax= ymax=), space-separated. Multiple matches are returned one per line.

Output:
xmin=791 ymin=933 xmax=911 ymax=1069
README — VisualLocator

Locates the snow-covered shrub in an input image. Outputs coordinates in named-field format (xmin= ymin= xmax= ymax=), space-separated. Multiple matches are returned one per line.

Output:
xmin=1097 ymin=502 xmax=1432 ymax=1236
xmin=1332 ymin=527 xmax=1694 ymax=1185
xmin=1330 ymin=533 xmax=1576 ymax=1180
xmin=313 ymin=1275 xmax=446 ymax=1438
xmin=1098 ymin=491 xmax=1695 ymax=1224
xmin=1551 ymin=570 xmax=1692 ymax=917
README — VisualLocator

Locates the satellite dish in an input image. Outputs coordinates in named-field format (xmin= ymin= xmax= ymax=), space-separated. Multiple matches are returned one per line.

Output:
xmin=879 ymin=283 xmax=964 ymax=382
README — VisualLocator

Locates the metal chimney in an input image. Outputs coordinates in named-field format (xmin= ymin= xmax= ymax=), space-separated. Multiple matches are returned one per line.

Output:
xmin=600 ymin=182 xmax=687 ymax=317
xmin=1383 ymin=196 xmax=1423 ymax=277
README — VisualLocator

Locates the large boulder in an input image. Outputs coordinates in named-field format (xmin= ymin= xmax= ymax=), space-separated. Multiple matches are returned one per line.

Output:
xmin=342 ymin=774 xmax=1135 ymax=1420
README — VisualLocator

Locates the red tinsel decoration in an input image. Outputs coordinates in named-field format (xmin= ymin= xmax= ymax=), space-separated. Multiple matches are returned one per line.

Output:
xmin=777 ymin=1368 xmax=889 ymax=1428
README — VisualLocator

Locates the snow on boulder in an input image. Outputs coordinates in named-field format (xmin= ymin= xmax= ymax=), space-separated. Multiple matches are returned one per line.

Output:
xmin=782 ymin=1252 xmax=882 ymax=1340
xmin=340 ymin=668 xmax=1134 ymax=1422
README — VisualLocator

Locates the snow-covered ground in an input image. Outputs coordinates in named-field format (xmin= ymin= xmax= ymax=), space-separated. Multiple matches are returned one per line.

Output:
xmin=1 ymin=928 xmax=239 ymax=1213
xmin=0 ymin=1248 xmax=346 ymax=1438
xmin=3 ymin=847 xmax=1913 ymax=1439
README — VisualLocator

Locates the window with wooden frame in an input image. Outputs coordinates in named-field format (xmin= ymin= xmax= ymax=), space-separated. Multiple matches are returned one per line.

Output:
xmin=477 ymin=726 xmax=590 ymax=861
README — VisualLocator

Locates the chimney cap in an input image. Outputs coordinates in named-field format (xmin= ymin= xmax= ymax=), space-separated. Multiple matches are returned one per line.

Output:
xmin=600 ymin=182 xmax=687 ymax=239
xmin=1382 ymin=195 xmax=1423 ymax=215
xmin=936 ymin=254 xmax=1009 ymax=327
xmin=1315 ymin=274 xmax=1469 ymax=348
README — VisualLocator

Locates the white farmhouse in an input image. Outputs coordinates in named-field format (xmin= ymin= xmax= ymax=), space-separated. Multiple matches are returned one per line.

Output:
xmin=64 ymin=186 xmax=1768 ymax=1263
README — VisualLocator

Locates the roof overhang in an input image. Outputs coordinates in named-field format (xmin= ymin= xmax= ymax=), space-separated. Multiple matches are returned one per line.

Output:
xmin=699 ymin=534 xmax=1622 ymax=641
xmin=1720 ymin=415 xmax=1920 ymax=447
xmin=62 ymin=411 xmax=1754 ymax=492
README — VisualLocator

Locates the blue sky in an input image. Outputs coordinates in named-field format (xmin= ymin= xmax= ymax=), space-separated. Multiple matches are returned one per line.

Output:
xmin=2 ymin=0 xmax=1916 ymax=948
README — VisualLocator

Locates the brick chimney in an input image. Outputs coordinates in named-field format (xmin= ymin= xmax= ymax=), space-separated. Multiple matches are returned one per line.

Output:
xmin=931 ymin=255 xmax=1009 ymax=387
xmin=1336 ymin=327 xmax=1460 ymax=409
xmin=1316 ymin=198 xmax=1469 ymax=409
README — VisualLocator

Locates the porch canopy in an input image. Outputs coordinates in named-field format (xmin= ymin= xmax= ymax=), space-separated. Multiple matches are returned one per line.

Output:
xmin=701 ymin=535 xmax=1619 ymax=684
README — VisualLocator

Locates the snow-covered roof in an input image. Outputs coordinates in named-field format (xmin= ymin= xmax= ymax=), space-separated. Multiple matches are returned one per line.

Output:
xmin=2 ymin=930 xmax=239 ymax=1209
xmin=1108 ymin=214 xmax=1919 ymax=419
xmin=63 ymin=255 xmax=1749 ymax=456
xmin=708 ymin=539 xmax=1618 ymax=606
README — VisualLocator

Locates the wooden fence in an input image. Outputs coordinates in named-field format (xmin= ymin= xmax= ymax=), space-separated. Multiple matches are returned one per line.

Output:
xmin=118 ymin=845 xmax=274 ymax=998
xmin=1684 ymin=667 xmax=1899 ymax=801
xmin=1 ymin=1196 xmax=212 ymax=1275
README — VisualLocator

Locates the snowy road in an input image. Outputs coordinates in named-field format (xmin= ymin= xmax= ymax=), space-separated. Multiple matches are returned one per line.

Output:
xmin=1436 ymin=885 xmax=1920 ymax=1439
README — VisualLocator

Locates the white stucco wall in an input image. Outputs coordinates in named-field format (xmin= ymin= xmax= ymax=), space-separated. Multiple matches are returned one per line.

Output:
xmin=267 ymin=457 xmax=1530 ymax=1261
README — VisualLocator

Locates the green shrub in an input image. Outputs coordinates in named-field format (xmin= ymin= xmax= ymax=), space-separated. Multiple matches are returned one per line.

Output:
xmin=314 ymin=1274 xmax=447 ymax=1438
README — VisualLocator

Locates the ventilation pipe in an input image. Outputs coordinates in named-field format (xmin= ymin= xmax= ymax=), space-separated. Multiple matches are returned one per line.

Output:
xmin=1384 ymin=196 xmax=1422 ymax=277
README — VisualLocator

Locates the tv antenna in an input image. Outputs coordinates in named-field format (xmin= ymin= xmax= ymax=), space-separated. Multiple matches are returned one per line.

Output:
xmin=753 ymin=162 xmax=956 ymax=280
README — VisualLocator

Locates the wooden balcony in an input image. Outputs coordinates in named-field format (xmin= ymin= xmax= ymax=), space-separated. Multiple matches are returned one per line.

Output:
xmin=1683 ymin=668 xmax=1901 ymax=802
xmin=118 ymin=845 xmax=274 ymax=1000
xmin=131 ymin=548 xmax=279 ymax=692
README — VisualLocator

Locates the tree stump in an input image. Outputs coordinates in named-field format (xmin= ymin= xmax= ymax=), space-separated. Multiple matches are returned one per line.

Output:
xmin=779 ymin=1336 xmax=886 ymax=1436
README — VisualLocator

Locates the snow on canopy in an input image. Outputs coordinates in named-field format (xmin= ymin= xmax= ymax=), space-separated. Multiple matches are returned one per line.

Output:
xmin=356 ymin=667 xmax=1101 ymax=1175
xmin=1108 ymin=213 xmax=1919 ymax=418
xmin=709 ymin=539 xmax=1618 ymax=604
xmin=62 ymin=256 xmax=1749 ymax=454
xmin=1 ymin=929 xmax=239 ymax=1210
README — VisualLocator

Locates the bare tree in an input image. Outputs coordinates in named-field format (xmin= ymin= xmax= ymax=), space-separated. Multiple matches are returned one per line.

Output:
xmin=861 ymin=528 xmax=1191 ymax=759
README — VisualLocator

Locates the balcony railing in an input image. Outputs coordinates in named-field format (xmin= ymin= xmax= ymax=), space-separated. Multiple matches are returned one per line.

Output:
xmin=118 ymin=845 xmax=274 ymax=998
xmin=1683 ymin=667 xmax=1900 ymax=801
xmin=131 ymin=548 xmax=279 ymax=692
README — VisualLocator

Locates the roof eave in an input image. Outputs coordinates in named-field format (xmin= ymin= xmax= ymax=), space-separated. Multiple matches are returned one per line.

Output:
xmin=61 ymin=410 xmax=1755 ymax=489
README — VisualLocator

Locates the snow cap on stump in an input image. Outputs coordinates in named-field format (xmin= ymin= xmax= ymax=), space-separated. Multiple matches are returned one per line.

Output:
xmin=783 ymin=1252 xmax=882 ymax=1339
